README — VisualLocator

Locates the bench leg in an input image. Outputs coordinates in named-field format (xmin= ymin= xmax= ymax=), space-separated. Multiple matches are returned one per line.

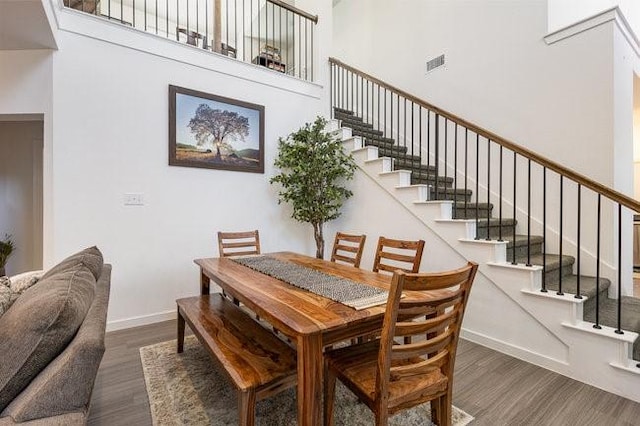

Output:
xmin=238 ymin=390 xmax=256 ymax=426
xmin=177 ymin=309 xmax=185 ymax=353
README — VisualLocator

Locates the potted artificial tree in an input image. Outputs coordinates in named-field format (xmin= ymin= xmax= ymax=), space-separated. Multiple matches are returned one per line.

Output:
xmin=271 ymin=116 xmax=356 ymax=259
xmin=0 ymin=234 xmax=15 ymax=276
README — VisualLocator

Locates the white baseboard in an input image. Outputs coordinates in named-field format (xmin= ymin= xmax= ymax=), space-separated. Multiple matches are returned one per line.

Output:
xmin=106 ymin=309 xmax=176 ymax=332
xmin=461 ymin=327 xmax=568 ymax=372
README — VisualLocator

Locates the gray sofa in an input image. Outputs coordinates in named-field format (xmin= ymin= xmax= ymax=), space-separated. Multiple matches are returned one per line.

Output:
xmin=0 ymin=247 xmax=110 ymax=425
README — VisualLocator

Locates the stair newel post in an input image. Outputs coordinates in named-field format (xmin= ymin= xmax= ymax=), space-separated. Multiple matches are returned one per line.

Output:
xmin=511 ymin=152 xmax=517 ymax=264
xmin=576 ymin=184 xmax=582 ymax=299
xmin=435 ymin=114 xmax=440 ymax=198
xmin=594 ymin=194 xmax=602 ymax=329
xmin=558 ymin=176 xmax=564 ymax=296
xmin=486 ymin=137 xmax=491 ymax=241
xmin=498 ymin=145 xmax=503 ymax=241
xmin=475 ymin=133 xmax=479 ymax=239
xmin=526 ymin=159 xmax=531 ymax=266
xmin=542 ymin=167 xmax=547 ymax=292
xmin=616 ymin=204 xmax=623 ymax=334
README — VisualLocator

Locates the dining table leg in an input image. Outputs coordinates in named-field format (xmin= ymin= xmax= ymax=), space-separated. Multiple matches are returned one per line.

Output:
xmin=200 ymin=269 xmax=210 ymax=295
xmin=297 ymin=333 xmax=323 ymax=426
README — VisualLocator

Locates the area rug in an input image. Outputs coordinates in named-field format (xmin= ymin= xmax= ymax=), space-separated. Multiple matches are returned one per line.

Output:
xmin=140 ymin=336 xmax=474 ymax=425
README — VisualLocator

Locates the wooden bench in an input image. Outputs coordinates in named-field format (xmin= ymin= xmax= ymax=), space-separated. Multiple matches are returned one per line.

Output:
xmin=176 ymin=294 xmax=297 ymax=426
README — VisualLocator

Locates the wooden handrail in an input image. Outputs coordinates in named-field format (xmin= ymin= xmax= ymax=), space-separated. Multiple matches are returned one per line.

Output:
xmin=329 ymin=57 xmax=640 ymax=213
xmin=268 ymin=0 xmax=318 ymax=23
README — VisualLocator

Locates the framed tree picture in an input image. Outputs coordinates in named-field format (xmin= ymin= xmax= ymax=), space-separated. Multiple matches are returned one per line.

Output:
xmin=169 ymin=85 xmax=265 ymax=173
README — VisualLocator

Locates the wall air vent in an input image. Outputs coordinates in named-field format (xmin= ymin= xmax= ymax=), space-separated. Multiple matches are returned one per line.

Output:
xmin=426 ymin=54 xmax=445 ymax=73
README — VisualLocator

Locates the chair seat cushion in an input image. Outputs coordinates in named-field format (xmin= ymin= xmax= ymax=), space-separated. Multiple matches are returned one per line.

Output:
xmin=325 ymin=340 xmax=448 ymax=411
xmin=0 ymin=262 xmax=97 ymax=412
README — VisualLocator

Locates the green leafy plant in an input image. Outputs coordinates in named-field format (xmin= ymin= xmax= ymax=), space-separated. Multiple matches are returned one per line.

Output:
xmin=271 ymin=116 xmax=356 ymax=259
xmin=0 ymin=234 xmax=15 ymax=276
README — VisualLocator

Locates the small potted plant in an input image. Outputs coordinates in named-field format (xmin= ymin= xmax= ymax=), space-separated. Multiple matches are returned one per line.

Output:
xmin=271 ymin=116 xmax=356 ymax=259
xmin=0 ymin=234 xmax=15 ymax=276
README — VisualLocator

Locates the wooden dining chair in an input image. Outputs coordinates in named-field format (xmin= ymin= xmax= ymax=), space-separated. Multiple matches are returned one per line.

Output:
xmin=217 ymin=230 xmax=261 ymax=258
xmin=324 ymin=262 xmax=478 ymax=426
xmin=330 ymin=232 xmax=367 ymax=268
xmin=372 ymin=236 xmax=425 ymax=274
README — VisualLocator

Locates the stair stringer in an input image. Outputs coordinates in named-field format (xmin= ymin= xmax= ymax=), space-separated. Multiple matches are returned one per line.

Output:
xmin=342 ymin=136 xmax=640 ymax=403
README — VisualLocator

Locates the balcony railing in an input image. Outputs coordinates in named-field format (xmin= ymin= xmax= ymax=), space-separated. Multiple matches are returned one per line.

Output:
xmin=64 ymin=0 xmax=318 ymax=81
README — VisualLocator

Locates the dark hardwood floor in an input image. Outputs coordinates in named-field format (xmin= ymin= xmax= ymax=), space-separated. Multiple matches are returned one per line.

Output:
xmin=88 ymin=320 xmax=640 ymax=426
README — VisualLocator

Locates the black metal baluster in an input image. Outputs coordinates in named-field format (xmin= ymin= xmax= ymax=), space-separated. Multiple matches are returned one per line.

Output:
xmin=404 ymin=98 xmax=407 ymax=161
xmin=134 ymin=0 xmax=137 ymax=28
xmin=166 ymin=0 xmax=169 ymax=37
xmin=558 ymin=176 xmax=564 ymax=295
xmin=144 ymin=0 xmax=147 ymax=31
xmin=526 ymin=159 xmax=531 ymax=265
xmin=542 ymin=167 xmax=547 ymax=292
xmin=435 ymin=114 xmax=440 ymax=199
xmin=195 ymin=0 xmax=198 ymax=38
xmin=486 ymin=137 xmax=491 ymax=241
xmin=475 ymin=133 xmax=479 ymax=238
xmin=616 ymin=204 xmax=623 ymax=334
xmin=511 ymin=152 xmax=517 ymax=264
xmin=454 ymin=124 xmax=458 ymax=216
xmin=419 ymin=106 xmax=423 ymax=172
xmin=175 ymin=0 xmax=177 ymax=39
xmin=595 ymin=194 xmax=602 ymax=329
xmin=329 ymin=63 xmax=333 ymax=118
xmin=576 ymin=184 xmax=582 ymax=298
xmin=464 ymin=128 xmax=468 ymax=220
xmin=427 ymin=110 xmax=431 ymax=172
xmin=499 ymin=146 xmax=503 ymax=241
xmin=445 ymin=119 xmax=448 ymax=198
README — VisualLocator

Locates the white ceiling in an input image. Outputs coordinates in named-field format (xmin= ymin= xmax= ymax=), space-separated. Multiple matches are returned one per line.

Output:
xmin=0 ymin=0 xmax=57 ymax=50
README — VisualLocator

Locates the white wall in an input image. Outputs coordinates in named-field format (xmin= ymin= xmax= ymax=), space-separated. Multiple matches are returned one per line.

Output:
xmin=548 ymin=0 xmax=640 ymax=34
xmin=49 ymin=20 xmax=325 ymax=329
xmin=0 ymin=121 xmax=44 ymax=275
xmin=334 ymin=0 xmax=614 ymax=186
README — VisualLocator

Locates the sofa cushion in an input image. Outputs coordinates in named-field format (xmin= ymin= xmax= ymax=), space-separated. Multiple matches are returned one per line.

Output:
xmin=41 ymin=246 xmax=103 ymax=281
xmin=0 ymin=277 xmax=15 ymax=318
xmin=9 ymin=270 xmax=44 ymax=294
xmin=0 ymin=263 xmax=96 ymax=412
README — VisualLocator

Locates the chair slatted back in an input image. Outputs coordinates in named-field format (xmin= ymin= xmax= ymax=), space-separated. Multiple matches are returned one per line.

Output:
xmin=372 ymin=237 xmax=425 ymax=274
xmin=376 ymin=262 xmax=478 ymax=403
xmin=217 ymin=230 xmax=261 ymax=257
xmin=330 ymin=232 xmax=367 ymax=268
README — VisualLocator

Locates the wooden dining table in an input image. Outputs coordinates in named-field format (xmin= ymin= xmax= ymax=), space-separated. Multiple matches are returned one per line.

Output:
xmin=194 ymin=251 xmax=396 ymax=425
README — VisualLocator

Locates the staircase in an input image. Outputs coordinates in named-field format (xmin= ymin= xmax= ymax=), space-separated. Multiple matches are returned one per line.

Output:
xmin=332 ymin=105 xmax=640 ymax=363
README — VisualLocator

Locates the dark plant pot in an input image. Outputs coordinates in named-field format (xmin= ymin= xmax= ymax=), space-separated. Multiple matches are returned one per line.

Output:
xmin=0 ymin=266 xmax=5 ymax=277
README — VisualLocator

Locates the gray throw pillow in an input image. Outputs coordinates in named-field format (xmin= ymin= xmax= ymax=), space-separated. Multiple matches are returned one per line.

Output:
xmin=41 ymin=246 xmax=104 ymax=281
xmin=0 ymin=263 xmax=96 ymax=411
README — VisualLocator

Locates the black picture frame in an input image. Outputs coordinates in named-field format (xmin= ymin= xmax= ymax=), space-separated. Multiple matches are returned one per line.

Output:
xmin=169 ymin=85 xmax=265 ymax=173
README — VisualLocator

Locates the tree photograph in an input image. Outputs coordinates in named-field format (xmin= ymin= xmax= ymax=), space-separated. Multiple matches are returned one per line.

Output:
xmin=169 ymin=86 xmax=264 ymax=173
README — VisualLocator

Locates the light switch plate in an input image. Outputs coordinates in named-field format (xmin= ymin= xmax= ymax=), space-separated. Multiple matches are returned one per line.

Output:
xmin=123 ymin=193 xmax=144 ymax=206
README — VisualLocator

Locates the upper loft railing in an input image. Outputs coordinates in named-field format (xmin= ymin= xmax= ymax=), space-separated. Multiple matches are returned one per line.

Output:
xmin=63 ymin=0 xmax=317 ymax=81
xmin=329 ymin=57 xmax=640 ymax=347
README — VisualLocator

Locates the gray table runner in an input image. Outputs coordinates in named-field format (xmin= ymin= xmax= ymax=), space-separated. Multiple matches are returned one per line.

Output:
xmin=231 ymin=255 xmax=388 ymax=310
